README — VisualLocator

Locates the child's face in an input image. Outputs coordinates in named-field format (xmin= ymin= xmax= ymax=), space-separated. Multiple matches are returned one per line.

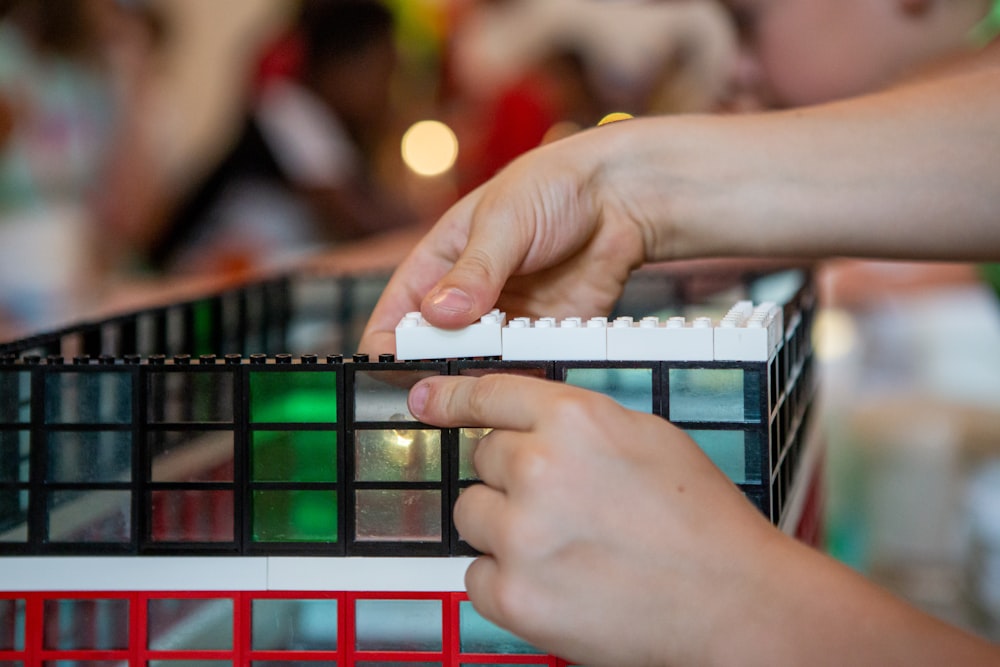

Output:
xmin=726 ymin=0 xmax=912 ymax=107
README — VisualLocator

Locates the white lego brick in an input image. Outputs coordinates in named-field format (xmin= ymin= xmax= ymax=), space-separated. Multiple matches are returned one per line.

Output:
xmin=713 ymin=301 xmax=781 ymax=361
xmin=501 ymin=316 xmax=607 ymax=361
xmin=0 ymin=557 xmax=269 ymax=591
xmin=395 ymin=309 xmax=505 ymax=360
xmin=606 ymin=315 xmax=714 ymax=361
xmin=267 ymin=557 xmax=474 ymax=592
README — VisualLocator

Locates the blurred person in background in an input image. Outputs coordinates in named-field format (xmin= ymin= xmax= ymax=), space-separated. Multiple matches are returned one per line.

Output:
xmin=149 ymin=0 xmax=420 ymax=276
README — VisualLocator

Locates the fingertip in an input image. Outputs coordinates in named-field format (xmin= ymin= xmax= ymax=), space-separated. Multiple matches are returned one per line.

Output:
xmin=408 ymin=380 xmax=431 ymax=419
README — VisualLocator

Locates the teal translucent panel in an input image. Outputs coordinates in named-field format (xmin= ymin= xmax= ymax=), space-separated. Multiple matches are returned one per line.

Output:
xmin=149 ymin=431 xmax=234 ymax=483
xmin=355 ymin=490 xmax=441 ymax=542
xmin=43 ymin=599 xmax=129 ymax=650
xmin=0 ymin=490 xmax=28 ymax=542
xmin=252 ymin=490 xmax=338 ymax=543
xmin=147 ymin=598 xmax=233 ymax=650
xmin=44 ymin=372 xmax=132 ymax=424
xmin=252 ymin=430 xmax=336 ymax=482
xmin=354 ymin=370 xmax=440 ymax=422
xmin=355 ymin=599 xmax=442 ymax=652
xmin=47 ymin=490 xmax=130 ymax=543
xmin=147 ymin=371 xmax=233 ymax=423
xmin=459 ymin=601 xmax=542 ymax=654
xmin=252 ymin=598 xmax=338 ymax=650
xmin=0 ymin=430 xmax=29 ymax=482
xmin=150 ymin=490 xmax=233 ymax=542
xmin=0 ymin=371 xmax=30 ymax=422
xmin=564 ymin=367 xmax=653 ymax=413
xmin=669 ymin=368 xmax=760 ymax=423
xmin=685 ymin=430 xmax=762 ymax=484
xmin=459 ymin=428 xmax=491 ymax=481
xmin=355 ymin=430 xmax=441 ymax=482
xmin=47 ymin=431 xmax=131 ymax=483
xmin=0 ymin=598 xmax=25 ymax=650
xmin=250 ymin=372 xmax=338 ymax=423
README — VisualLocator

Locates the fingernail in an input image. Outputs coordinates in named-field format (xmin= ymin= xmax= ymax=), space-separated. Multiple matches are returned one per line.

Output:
xmin=428 ymin=287 xmax=474 ymax=315
xmin=409 ymin=381 xmax=430 ymax=417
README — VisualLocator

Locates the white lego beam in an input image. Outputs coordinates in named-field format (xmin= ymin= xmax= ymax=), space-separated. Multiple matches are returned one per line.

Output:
xmin=267 ymin=557 xmax=474 ymax=591
xmin=0 ymin=557 xmax=269 ymax=591
xmin=606 ymin=315 xmax=714 ymax=361
xmin=395 ymin=309 xmax=505 ymax=360
xmin=713 ymin=301 xmax=782 ymax=361
xmin=501 ymin=316 xmax=607 ymax=361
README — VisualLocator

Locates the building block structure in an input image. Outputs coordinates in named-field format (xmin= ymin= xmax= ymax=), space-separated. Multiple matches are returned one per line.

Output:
xmin=0 ymin=266 xmax=821 ymax=666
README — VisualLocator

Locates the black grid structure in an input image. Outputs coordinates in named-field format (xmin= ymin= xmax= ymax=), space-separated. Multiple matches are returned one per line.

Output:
xmin=0 ymin=268 xmax=817 ymax=557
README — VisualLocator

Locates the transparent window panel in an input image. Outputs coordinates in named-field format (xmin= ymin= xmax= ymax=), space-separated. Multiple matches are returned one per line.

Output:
xmin=685 ymin=430 xmax=762 ymax=484
xmin=47 ymin=431 xmax=131 ymax=483
xmin=458 ymin=367 xmax=548 ymax=380
xmin=149 ymin=431 xmax=234 ymax=483
xmin=147 ymin=598 xmax=233 ymax=650
xmin=0 ymin=430 xmax=29 ymax=482
xmin=252 ymin=430 xmax=336 ymax=482
xmin=0 ymin=371 xmax=30 ymax=423
xmin=0 ymin=598 xmax=25 ymax=650
xmin=355 ymin=490 xmax=441 ymax=542
xmin=147 ymin=372 xmax=234 ymax=423
xmin=459 ymin=601 xmax=541 ymax=654
xmin=250 ymin=372 xmax=338 ymax=424
xmin=355 ymin=599 xmax=442 ymax=652
xmin=355 ymin=430 xmax=440 ymax=482
xmin=44 ymin=372 xmax=132 ymax=425
xmin=0 ymin=490 xmax=28 ymax=542
xmin=251 ymin=598 xmax=338 ymax=650
xmin=564 ymin=367 xmax=653 ymax=414
xmin=47 ymin=490 xmax=130 ymax=543
xmin=459 ymin=429 xmax=492 ymax=481
xmin=150 ymin=490 xmax=233 ymax=542
xmin=669 ymin=368 xmax=761 ymax=423
xmin=353 ymin=370 xmax=440 ymax=422
xmin=43 ymin=599 xmax=129 ymax=650
xmin=252 ymin=490 xmax=337 ymax=543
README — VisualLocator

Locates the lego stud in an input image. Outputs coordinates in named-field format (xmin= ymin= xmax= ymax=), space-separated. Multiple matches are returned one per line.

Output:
xmin=353 ymin=353 xmax=370 ymax=363
xmin=276 ymin=354 xmax=292 ymax=364
xmin=326 ymin=354 xmax=344 ymax=364
xmin=225 ymin=354 xmax=242 ymax=365
xmin=250 ymin=353 xmax=268 ymax=365
xmin=301 ymin=354 xmax=317 ymax=365
xmin=379 ymin=353 xmax=395 ymax=363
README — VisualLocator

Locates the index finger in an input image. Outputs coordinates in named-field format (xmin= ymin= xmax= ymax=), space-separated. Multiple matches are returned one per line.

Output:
xmin=408 ymin=374 xmax=558 ymax=432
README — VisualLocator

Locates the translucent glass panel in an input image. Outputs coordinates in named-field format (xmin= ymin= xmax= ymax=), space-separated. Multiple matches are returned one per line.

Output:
xmin=0 ymin=598 xmax=25 ymax=650
xmin=149 ymin=431 xmax=234 ymax=483
xmin=459 ymin=429 xmax=491 ymax=481
xmin=150 ymin=490 xmax=233 ymax=542
xmin=252 ymin=430 xmax=336 ymax=482
xmin=250 ymin=372 xmax=338 ymax=424
xmin=148 ymin=372 xmax=233 ymax=423
xmin=0 ymin=371 xmax=30 ymax=423
xmin=47 ymin=431 xmax=131 ymax=483
xmin=353 ymin=370 xmax=440 ymax=422
xmin=686 ymin=430 xmax=762 ymax=484
xmin=0 ymin=490 xmax=28 ymax=542
xmin=564 ymin=367 xmax=653 ymax=413
xmin=459 ymin=601 xmax=541 ymax=654
xmin=355 ymin=599 xmax=442 ymax=652
xmin=47 ymin=490 xmax=130 ymax=542
xmin=355 ymin=490 xmax=441 ymax=542
xmin=252 ymin=490 xmax=337 ymax=542
xmin=668 ymin=368 xmax=761 ymax=423
xmin=147 ymin=598 xmax=233 ymax=650
xmin=0 ymin=430 xmax=29 ymax=482
xmin=43 ymin=599 xmax=129 ymax=650
xmin=44 ymin=372 xmax=132 ymax=424
xmin=355 ymin=430 xmax=441 ymax=482
xmin=252 ymin=598 xmax=338 ymax=650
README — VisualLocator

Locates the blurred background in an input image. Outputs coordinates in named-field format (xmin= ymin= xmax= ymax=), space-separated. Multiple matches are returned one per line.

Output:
xmin=0 ymin=0 xmax=998 ymax=646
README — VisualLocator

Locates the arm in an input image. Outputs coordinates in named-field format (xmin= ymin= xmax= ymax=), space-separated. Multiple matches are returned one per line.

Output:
xmin=409 ymin=374 xmax=1000 ymax=667
xmin=360 ymin=65 xmax=1000 ymax=354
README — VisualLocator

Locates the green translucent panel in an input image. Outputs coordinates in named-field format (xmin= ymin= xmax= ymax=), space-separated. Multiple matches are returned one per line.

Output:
xmin=564 ymin=367 xmax=653 ymax=413
xmin=193 ymin=299 xmax=216 ymax=356
xmin=0 ymin=490 xmax=28 ymax=542
xmin=355 ymin=430 xmax=440 ymax=482
xmin=48 ymin=490 xmax=131 ymax=543
xmin=685 ymin=430 xmax=762 ymax=484
xmin=459 ymin=428 xmax=491 ymax=481
xmin=43 ymin=599 xmax=129 ymax=650
xmin=459 ymin=601 xmax=542 ymax=654
xmin=252 ymin=430 xmax=336 ymax=482
xmin=253 ymin=490 xmax=337 ymax=543
xmin=0 ymin=598 xmax=25 ymax=650
xmin=252 ymin=598 xmax=338 ymax=650
xmin=0 ymin=430 xmax=29 ymax=482
xmin=669 ymin=368 xmax=761 ymax=423
xmin=353 ymin=370 xmax=439 ymax=422
xmin=355 ymin=490 xmax=441 ymax=542
xmin=44 ymin=372 xmax=132 ymax=424
xmin=250 ymin=372 xmax=338 ymax=423
xmin=47 ymin=431 xmax=131 ymax=483
xmin=0 ymin=371 xmax=30 ymax=422
xmin=149 ymin=490 xmax=233 ymax=542
xmin=147 ymin=371 xmax=234 ymax=423
xmin=355 ymin=599 xmax=442 ymax=652
xmin=149 ymin=431 xmax=234 ymax=483
xmin=147 ymin=598 xmax=233 ymax=650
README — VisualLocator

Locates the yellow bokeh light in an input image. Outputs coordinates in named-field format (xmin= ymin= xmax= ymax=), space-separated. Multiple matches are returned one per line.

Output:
xmin=597 ymin=112 xmax=634 ymax=127
xmin=401 ymin=119 xmax=459 ymax=177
